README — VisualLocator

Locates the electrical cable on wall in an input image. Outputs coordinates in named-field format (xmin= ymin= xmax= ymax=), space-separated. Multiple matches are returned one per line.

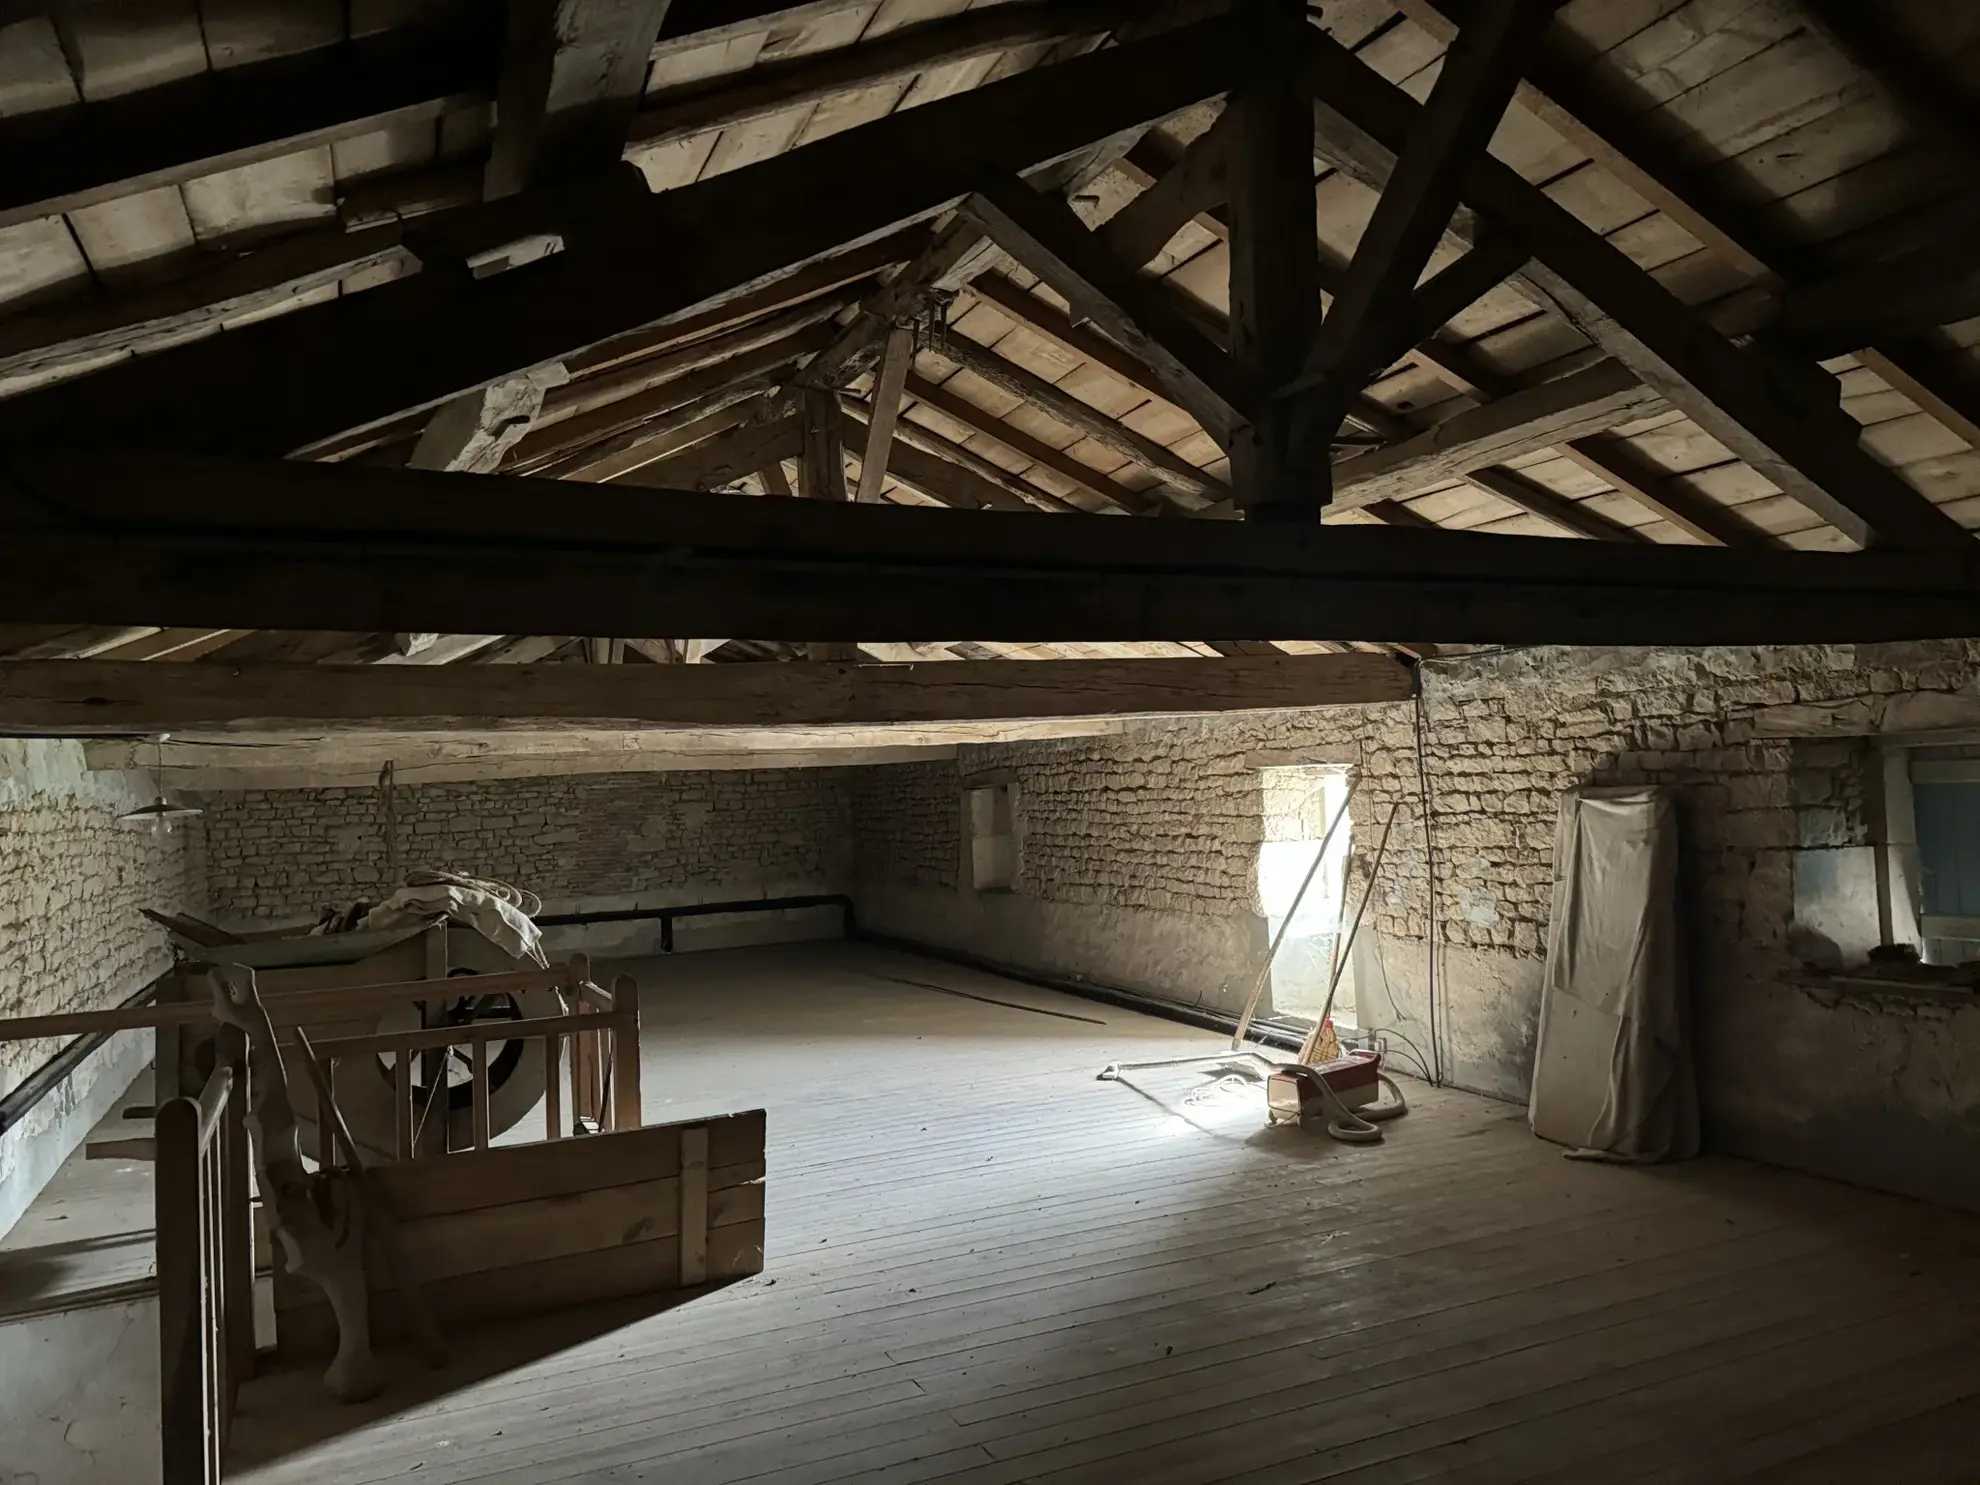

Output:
xmin=1414 ymin=690 xmax=1446 ymax=1086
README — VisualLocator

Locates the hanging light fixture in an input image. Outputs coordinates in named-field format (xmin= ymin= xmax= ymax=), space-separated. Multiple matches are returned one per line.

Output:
xmin=118 ymin=735 xmax=203 ymax=834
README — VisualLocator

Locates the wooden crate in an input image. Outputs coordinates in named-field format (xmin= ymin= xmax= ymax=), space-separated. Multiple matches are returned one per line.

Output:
xmin=273 ymin=1110 xmax=765 ymax=1358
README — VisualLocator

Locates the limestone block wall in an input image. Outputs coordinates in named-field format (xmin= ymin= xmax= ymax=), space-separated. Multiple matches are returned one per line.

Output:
xmin=852 ymin=642 xmax=1980 ymax=1212
xmin=202 ymin=770 xmax=855 ymax=953
xmin=0 ymin=741 xmax=206 ymax=1235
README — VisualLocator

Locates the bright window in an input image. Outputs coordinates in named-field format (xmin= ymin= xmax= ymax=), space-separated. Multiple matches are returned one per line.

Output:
xmin=1256 ymin=765 xmax=1355 ymax=1027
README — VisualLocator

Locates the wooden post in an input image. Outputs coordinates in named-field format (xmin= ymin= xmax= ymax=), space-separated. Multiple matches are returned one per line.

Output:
xmin=156 ymin=1066 xmax=235 ymax=1485
xmin=679 ymin=1125 xmax=709 ymax=1287
xmin=800 ymin=386 xmax=848 ymax=501
xmin=216 ymin=1027 xmax=254 ymax=1392
xmin=157 ymin=1094 xmax=203 ymax=1482
xmin=1226 ymin=0 xmax=1322 ymax=515
xmin=544 ymin=1031 xmax=563 ymax=1140
xmin=611 ymin=973 xmax=642 ymax=1132
xmin=393 ymin=1051 xmax=413 ymax=1161
xmin=316 ymin=1055 xmax=337 ymax=1171
xmin=471 ymin=1034 xmax=491 ymax=1150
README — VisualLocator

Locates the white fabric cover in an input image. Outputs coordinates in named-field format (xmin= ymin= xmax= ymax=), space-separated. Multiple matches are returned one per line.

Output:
xmin=362 ymin=883 xmax=547 ymax=966
xmin=1529 ymin=786 xmax=1699 ymax=1162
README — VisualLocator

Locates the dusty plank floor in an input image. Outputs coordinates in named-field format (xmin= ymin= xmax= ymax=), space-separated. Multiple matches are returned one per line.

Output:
xmin=232 ymin=941 xmax=1980 ymax=1485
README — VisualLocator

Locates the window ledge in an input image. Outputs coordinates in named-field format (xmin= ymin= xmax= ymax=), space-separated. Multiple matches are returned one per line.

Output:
xmin=1790 ymin=972 xmax=1979 ymax=1011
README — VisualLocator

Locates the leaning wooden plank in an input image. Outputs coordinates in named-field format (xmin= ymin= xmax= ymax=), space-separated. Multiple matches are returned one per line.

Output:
xmin=1298 ymin=25 xmax=1969 ymax=551
xmin=3 ymin=457 xmax=1977 ymax=644
xmin=0 ymin=14 xmax=500 ymax=232
xmin=0 ymin=15 xmax=1251 ymax=459
xmin=0 ymin=654 xmax=1420 ymax=735
xmin=510 ymin=323 xmax=835 ymax=470
xmin=1329 ymin=361 xmax=1663 ymax=511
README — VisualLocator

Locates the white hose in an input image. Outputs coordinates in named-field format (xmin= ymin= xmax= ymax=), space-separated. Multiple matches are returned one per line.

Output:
xmin=1314 ymin=1069 xmax=1408 ymax=1145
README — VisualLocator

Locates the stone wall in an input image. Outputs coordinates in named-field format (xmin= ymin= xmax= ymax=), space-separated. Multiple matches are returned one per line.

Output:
xmin=203 ymin=769 xmax=855 ymax=954
xmin=852 ymin=642 xmax=1980 ymax=1212
xmin=0 ymin=741 xmax=206 ymax=1235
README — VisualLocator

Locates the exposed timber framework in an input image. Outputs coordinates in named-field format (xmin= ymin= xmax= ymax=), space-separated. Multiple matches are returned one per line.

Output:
xmin=1 ymin=0 xmax=1978 ymax=708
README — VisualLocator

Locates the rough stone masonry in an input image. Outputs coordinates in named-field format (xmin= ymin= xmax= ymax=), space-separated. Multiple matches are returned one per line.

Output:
xmin=851 ymin=641 xmax=1980 ymax=1213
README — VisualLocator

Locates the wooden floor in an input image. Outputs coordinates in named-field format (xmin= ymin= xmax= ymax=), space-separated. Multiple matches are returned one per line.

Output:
xmin=225 ymin=940 xmax=1980 ymax=1485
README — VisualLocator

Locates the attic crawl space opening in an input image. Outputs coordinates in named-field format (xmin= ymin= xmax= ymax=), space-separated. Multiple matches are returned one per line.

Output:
xmin=1256 ymin=763 xmax=1356 ymax=1030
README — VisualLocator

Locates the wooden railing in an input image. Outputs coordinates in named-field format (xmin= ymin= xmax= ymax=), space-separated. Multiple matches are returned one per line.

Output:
xmin=156 ymin=1055 xmax=253 ymax=1485
xmin=291 ymin=963 xmax=642 ymax=1162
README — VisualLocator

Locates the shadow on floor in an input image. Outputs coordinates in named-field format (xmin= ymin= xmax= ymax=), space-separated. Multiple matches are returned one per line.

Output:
xmin=227 ymin=1280 xmax=747 ymax=1470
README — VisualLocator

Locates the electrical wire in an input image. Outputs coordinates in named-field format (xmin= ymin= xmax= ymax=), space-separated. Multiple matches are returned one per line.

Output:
xmin=1349 ymin=1025 xmax=1434 ymax=1084
xmin=1413 ymin=689 xmax=1446 ymax=1086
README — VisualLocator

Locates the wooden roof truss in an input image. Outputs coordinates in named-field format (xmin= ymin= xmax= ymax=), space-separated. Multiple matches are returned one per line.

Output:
xmin=3 ymin=0 xmax=1980 ymax=717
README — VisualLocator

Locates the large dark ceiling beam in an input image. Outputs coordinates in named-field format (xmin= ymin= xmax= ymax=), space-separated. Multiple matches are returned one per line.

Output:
xmin=1772 ymin=234 xmax=1980 ymax=361
xmin=485 ymin=0 xmax=675 ymax=199
xmin=0 ymin=653 xmax=1414 ymax=735
xmin=1299 ymin=22 xmax=1967 ymax=551
xmin=0 ymin=11 xmax=502 ymax=232
xmin=0 ymin=15 xmax=1247 ymax=461
xmin=3 ymin=452 xmax=1976 ymax=644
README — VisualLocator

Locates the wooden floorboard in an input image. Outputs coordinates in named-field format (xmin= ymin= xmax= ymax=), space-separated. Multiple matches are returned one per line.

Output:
xmin=228 ymin=942 xmax=1980 ymax=1485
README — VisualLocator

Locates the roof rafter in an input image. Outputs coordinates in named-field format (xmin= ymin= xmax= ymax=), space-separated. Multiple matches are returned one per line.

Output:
xmin=1298 ymin=21 xmax=1968 ymax=551
xmin=0 ymin=11 xmax=501 ymax=232
xmin=0 ymin=11 xmax=1252 ymax=459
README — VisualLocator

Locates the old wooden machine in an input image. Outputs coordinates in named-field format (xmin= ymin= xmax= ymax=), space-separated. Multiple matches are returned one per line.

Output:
xmin=0 ymin=915 xmax=767 ymax=1483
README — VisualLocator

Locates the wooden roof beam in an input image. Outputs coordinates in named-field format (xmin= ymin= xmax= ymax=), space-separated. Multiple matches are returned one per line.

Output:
xmin=1462 ymin=466 xmax=1645 ymax=544
xmin=0 ymin=11 xmax=501 ymax=232
xmin=486 ymin=0 xmax=673 ymax=199
xmin=0 ymin=13 xmax=1251 ymax=459
xmin=962 ymin=176 xmax=1252 ymax=446
xmin=843 ymin=403 xmax=1077 ymax=513
xmin=0 ymin=653 xmax=1416 ymax=736
xmin=1299 ymin=23 xmax=1969 ymax=551
xmin=1281 ymin=0 xmax=1555 ymax=489
xmin=1390 ymin=0 xmax=1980 ymax=485
xmin=937 ymin=333 xmax=1229 ymax=508
xmin=541 ymin=386 xmax=772 ymax=481
xmin=1328 ymin=359 xmax=1663 ymax=512
xmin=612 ymin=412 xmax=804 ymax=489
xmin=6 ymin=451 xmax=1979 ymax=645
xmin=902 ymin=371 xmax=1155 ymax=515
xmin=1773 ymin=241 xmax=1980 ymax=361
xmin=629 ymin=0 xmax=1144 ymax=155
